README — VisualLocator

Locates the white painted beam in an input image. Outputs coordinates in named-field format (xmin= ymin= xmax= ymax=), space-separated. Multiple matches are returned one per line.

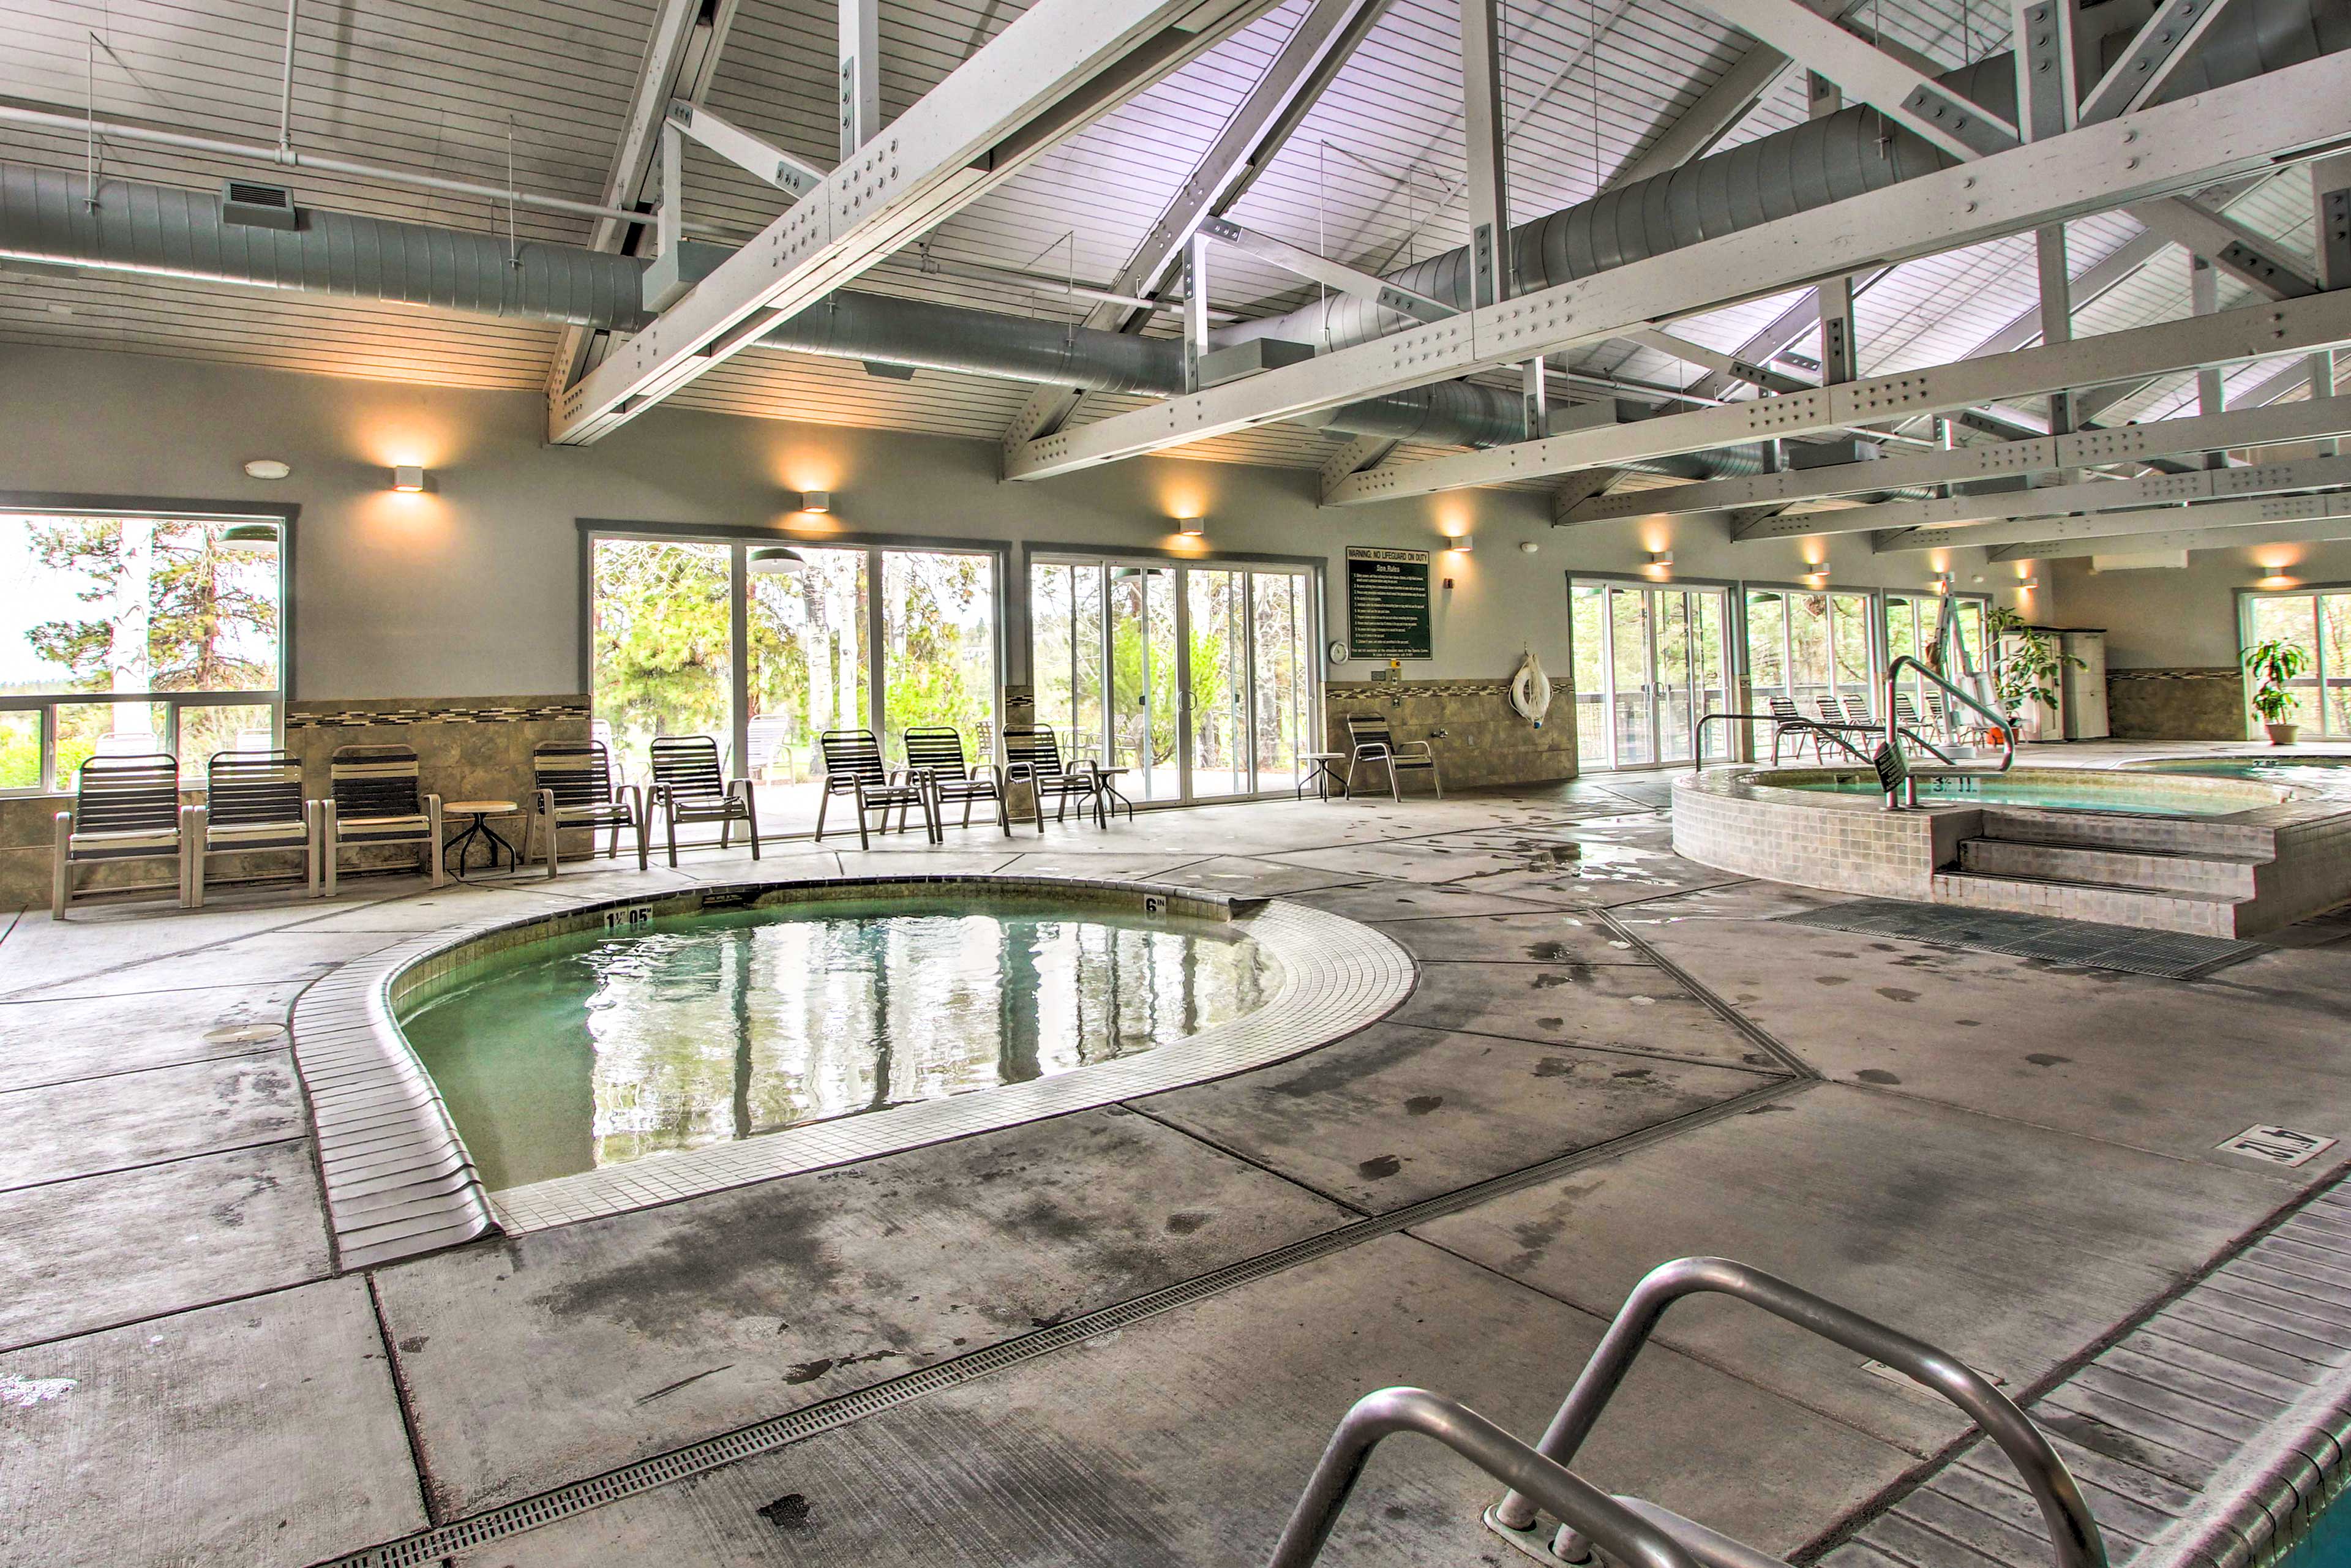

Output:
xmin=1005 ymin=54 xmax=2351 ymax=482
xmin=841 ymin=0 xmax=880 ymax=159
xmin=547 ymin=0 xmax=740 ymax=394
xmin=1874 ymin=453 xmax=2351 ymax=550
xmin=1692 ymin=0 xmax=2018 ymax=157
xmin=2077 ymin=0 xmax=2242 ymax=125
xmin=668 ymin=102 xmax=825 ymax=198
xmin=1359 ymin=291 xmax=2351 ymax=509
xmin=999 ymin=0 xmax=1390 ymax=451
xmin=1990 ymin=492 xmax=2351 ymax=560
xmin=552 ymin=0 xmax=1282 ymax=444
xmin=1610 ymin=42 xmax=1790 ymax=186
xmin=1694 ymin=396 xmax=2351 ymax=536
xmin=1200 ymin=217 xmax=1454 ymax=322
xmin=1624 ymin=327 xmax=1811 ymax=394
xmin=2129 ymin=195 xmax=2319 ymax=298
xmin=1460 ymin=0 xmax=1509 ymax=307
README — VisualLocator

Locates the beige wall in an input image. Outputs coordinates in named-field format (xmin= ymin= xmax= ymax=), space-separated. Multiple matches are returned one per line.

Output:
xmin=2052 ymin=541 xmax=2351 ymax=669
xmin=0 ymin=344 xmax=2029 ymax=711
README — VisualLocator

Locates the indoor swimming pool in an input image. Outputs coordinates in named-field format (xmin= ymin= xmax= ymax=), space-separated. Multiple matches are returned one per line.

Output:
xmin=2124 ymin=754 xmax=2351 ymax=797
xmin=398 ymin=893 xmax=1280 ymax=1191
xmin=1763 ymin=768 xmax=2283 ymax=816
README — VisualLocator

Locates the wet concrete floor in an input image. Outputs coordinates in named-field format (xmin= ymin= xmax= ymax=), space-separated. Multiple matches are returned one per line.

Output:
xmin=4 ymin=767 xmax=2348 ymax=1567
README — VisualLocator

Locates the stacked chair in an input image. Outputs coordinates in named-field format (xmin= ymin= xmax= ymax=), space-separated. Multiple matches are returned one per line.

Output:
xmin=527 ymin=740 xmax=647 ymax=877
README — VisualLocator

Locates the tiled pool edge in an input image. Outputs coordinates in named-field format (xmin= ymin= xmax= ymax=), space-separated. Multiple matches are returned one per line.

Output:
xmin=287 ymin=874 xmax=1414 ymax=1267
xmin=1817 ymin=1164 xmax=2351 ymax=1568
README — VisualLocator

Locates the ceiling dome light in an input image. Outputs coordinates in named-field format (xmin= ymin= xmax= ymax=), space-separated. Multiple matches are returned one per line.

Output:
xmin=749 ymin=546 xmax=809 ymax=575
xmin=242 ymin=459 xmax=291 ymax=481
xmin=219 ymin=522 xmax=279 ymax=553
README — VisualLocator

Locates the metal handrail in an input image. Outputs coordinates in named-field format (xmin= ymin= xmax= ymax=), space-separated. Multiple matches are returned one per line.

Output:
xmin=1889 ymin=655 xmax=2014 ymax=778
xmin=1690 ymin=711 xmax=1874 ymax=770
xmin=1691 ymin=711 xmax=1959 ymax=772
xmin=1264 ymin=1386 xmax=1703 ymax=1568
xmin=1491 ymin=1257 xmax=2107 ymax=1568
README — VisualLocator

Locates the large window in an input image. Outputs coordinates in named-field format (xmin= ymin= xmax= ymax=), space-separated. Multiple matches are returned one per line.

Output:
xmin=1 ymin=512 xmax=286 ymax=793
xmin=2243 ymin=588 xmax=2351 ymax=735
xmin=589 ymin=534 xmax=999 ymax=833
xmin=1030 ymin=556 xmax=1317 ymax=801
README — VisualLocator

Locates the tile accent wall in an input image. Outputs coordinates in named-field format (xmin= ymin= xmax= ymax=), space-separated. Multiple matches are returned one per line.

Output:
xmin=1324 ymin=677 xmax=1577 ymax=790
xmin=2108 ymin=668 xmax=2248 ymax=740
xmin=1672 ymin=772 xmax=1976 ymax=900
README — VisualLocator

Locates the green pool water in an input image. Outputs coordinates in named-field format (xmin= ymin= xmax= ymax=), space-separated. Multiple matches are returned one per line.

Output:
xmin=2126 ymin=754 xmax=2351 ymax=796
xmin=1767 ymin=773 xmax=2258 ymax=816
xmin=399 ymin=896 xmax=1279 ymax=1192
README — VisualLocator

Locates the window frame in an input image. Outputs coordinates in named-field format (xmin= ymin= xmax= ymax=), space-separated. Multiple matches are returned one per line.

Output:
xmin=2237 ymin=580 xmax=2351 ymax=738
xmin=0 ymin=493 xmax=296 ymax=797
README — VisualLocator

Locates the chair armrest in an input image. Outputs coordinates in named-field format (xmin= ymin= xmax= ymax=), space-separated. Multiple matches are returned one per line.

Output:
xmin=536 ymin=787 xmax=558 ymax=819
xmin=1350 ymin=740 xmax=1391 ymax=760
xmin=1396 ymin=740 xmax=1435 ymax=757
xmin=422 ymin=792 xmax=443 ymax=814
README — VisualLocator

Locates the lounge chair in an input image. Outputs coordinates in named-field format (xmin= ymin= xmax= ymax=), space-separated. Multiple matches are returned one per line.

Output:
xmin=1344 ymin=715 xmax=1440 ymax=801
xmin=647 ymin=735 xmax=759 ymax=867
xmin=188 ymin=751 xmax=318 ymax=906
xmin=902 ymin=726 xmax=1011 ymax=837
xmin=813 ymin=730 xmax=938 ymax=849
xmin=320 ymin=744 xmax=444 ymax=896
xmin=52 ymin=753 xmax=192 ymax=915
xmin=1767 ymin=696 xmax=1818 ymax=763
xmin=527 ymin=740 xmax=647 ymax=877
xmin=745 ymin=713 xmax=798 ymax=784
xmin=1003 ymin=727 xmax=1098 ymax=832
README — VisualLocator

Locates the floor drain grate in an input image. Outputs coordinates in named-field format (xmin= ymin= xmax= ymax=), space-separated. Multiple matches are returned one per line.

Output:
xmin=1778 ymin=899 xmax=2267 ymax=979
xmin=320 ymin=1077 xmax=1807 ymax=1568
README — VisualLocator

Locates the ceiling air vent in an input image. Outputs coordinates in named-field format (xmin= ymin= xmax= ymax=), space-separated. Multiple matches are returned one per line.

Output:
xmin=221 ymin=180 xmax=300 ymax=231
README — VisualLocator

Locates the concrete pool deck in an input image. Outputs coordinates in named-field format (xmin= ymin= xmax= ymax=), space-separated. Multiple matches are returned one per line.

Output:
xmin=4 ymin=745 xmax=2351 ymax=1567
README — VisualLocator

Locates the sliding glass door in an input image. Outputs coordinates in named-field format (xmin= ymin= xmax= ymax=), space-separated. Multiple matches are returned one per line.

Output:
xmin=1570 ymin=579 xmax=1731 ymax=770
xmin=1032 ymin=556 xmax=1316 ymax=803
xmin=591 ymin=538 xmax=998 ymax=836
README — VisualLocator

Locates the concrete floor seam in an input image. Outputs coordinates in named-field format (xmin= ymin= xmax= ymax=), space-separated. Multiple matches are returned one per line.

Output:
xmin=0 ymin=1131 xmax=312 ymax=1198
xmin=1593 ymin=904 xmax=1820 ymax=1080
xmin=1385 ymin=1010 xmax=1796 ymax=1080
xmin=318 ymin=1075 xmax=1818 ymax=1568
xmin=365 ymin=1272 xmax=444 ymax=1531
xmin=1116 ymin=1099 xmax=1373 ymax=1217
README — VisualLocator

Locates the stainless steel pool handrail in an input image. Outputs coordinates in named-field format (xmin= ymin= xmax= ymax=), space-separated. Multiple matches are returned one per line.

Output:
xmin=1490 ymin=1257 xmax=2107 ymax=1568
xmin=1889 ymin=655 xmax=2015 ymax=781
xmin=1264 ymin=1386 xmax=1703 ymax=1568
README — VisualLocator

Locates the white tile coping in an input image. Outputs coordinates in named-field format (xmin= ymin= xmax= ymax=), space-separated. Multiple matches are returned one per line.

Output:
xmin=290 ymin=874 xmax=1414 ymax=1260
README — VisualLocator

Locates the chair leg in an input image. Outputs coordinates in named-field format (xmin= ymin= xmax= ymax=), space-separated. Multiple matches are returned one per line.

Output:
xmin=853 ymin=784 xmax=872 ymax=852
xmin=666 ymin=801 xmax=681 ymax=869
xmin=306 ymin=801 xmax=323 ymax=899
xmin=426 ymin=798 xmax=446 ymax=888
xmin=994 ymin=789 xmax=1011 ymax=838
xmin=182 ymin=807 xmax=204 ymax=909
xmin=1430 ymin=764 xmax=1441 ymax=801
xmin=814 ymin=787 xmax=832 ymax=842
xmin=923 ymin=792 xmax=942 ymax=846
xmin=50 ymin=813 xmax=70 ymax=917
xmin=742 ymin=787 xmax=760 ymax=862
xmin=633 ymin=813 xmax=650 ymax=872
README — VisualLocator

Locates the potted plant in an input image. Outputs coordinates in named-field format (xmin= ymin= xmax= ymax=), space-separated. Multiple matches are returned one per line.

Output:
xmin=1989 ymin=607 xmax=2082 ymax=742
xmin=2242 ymin=637 xmax=2312 ymax=744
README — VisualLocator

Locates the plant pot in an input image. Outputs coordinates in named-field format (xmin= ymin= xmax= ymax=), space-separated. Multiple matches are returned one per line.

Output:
xmin=2265 ymin=722 xmax=2300 ymax=745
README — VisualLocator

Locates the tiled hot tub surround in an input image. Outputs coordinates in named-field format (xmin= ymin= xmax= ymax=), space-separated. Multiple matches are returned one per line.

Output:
xmin=1673 ymin=767 xmax=2351 ymax=936
xmin=290 ymin=875 xmax=1413 ymax=1262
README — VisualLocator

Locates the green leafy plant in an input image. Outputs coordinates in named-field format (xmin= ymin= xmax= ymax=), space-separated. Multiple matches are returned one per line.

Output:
xmin=1988 ymin=607 xmax=2081 ymax=726
xmin=2241 ymin=637 xmax=2313 ymax=724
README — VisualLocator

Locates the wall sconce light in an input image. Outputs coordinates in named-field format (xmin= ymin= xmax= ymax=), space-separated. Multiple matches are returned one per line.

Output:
xmin=242 ymin=458 xmax=291 ymax=481
xmin=1932 ymin=571 xmax=1953 ymax=593
xmin=1648 ymin=550 xmax=1673 ymax=571
xmin=795 ymin=490 xmax=831 ymax=514
xmin=219 ymin=522 xmax=279 ymax=553
xmin=749 ymin=546 xmax=809 ymax=576
xmin=2014 ymin=576 xmax=2041 ymax=589
xmin=1446 ymin=533 xmax=1472 ymax=552
xmin=389 ymin=465 xmax=429 ymax=493
xmin=1177 ymin=516 xmax=1205 ymax=536
xmin=1803 ymin=569 xmax=1830 ymax=588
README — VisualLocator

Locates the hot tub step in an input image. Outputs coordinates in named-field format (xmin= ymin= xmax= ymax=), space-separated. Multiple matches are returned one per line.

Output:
xmin=1930 ymin=869 xmax=2250 ymax=936
xmin=1979 ymin=806 xmax=2274 ymax=858
xmin=1955 ymin=836 xmax=2264 ymax=897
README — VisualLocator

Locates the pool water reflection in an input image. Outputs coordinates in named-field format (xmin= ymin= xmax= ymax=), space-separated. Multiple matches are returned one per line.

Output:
xmin=399 ymin=896 xmax=1278 ymax=1191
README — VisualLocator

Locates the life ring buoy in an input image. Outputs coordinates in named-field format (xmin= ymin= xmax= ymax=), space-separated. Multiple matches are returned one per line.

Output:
xmin=1510 ymin=651 xmax=1551 ymax=723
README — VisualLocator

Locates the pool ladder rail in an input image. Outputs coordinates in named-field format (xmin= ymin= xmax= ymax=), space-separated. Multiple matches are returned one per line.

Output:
xmin=1264 ymin=1256 xmax=2107 ymax=1568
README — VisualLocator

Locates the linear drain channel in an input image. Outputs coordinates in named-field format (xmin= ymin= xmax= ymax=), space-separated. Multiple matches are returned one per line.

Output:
xmin=323 ymin=1075 xmax=1809 ymax=1567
